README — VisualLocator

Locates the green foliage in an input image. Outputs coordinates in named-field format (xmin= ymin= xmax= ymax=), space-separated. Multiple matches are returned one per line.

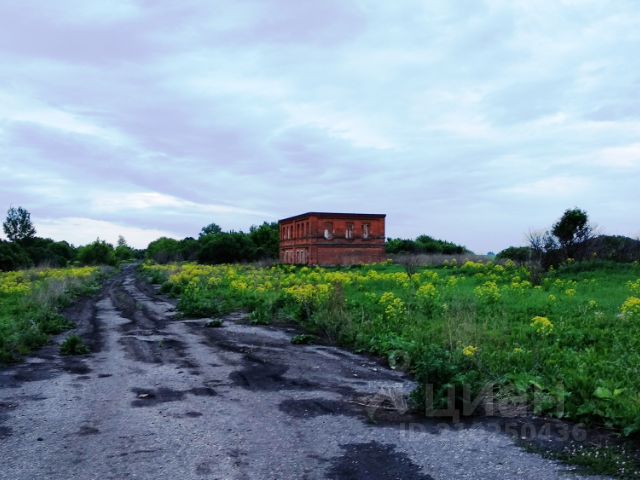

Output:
xmin=249 ymin=222 xmax=280 ymax=259
xmin=531 ymin=207 xmax=607 ymax=268
xmin=552 ymin=208 xmax=591 ymax=253
xmin=530 ymin=443 xmax=640 ymax=479
xmin=146 ymin=237 xmax=182 ymax=263
xmin=199 ymin=223 xmax=222 ymax=238
xmin=145 ymin=260 xmax=640 ymax=434
xmin=146 ymin=237 xmax=199 ymax=264
xmin=60 ymin=335 xmax=89 ymax=355
xmin=3 ymin=206 xmax=36 ymax=243
xmin=0 ymin=240 xmax=32 ymax=271
xmin=177 ymin=282 xmax=232 ymax=318
xmin=497 ymin=246 xmax=532 ymax=264
xmin=147 ymin=221 xmax=280 ymax=265
xmin=0 ymin=266 xmax=102 ymax=362
xmin=77 ymin=239 xmax=116 ymax=266
xmin=291 ymin=334 xmax=317 ymax=345
xmin=23 ymin=238 xmax=76 ymax=267
xmin=114 ymin=236 xmax=136 ymax=263
xmin=386 ymin=235 xmax=467 ymax=254
xmin=197 ymin=232 xmax=256 ymax=264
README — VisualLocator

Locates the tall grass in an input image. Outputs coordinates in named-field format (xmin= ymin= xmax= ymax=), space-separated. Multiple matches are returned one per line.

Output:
xmin=0 ymin=267 xmax=104 ymax=362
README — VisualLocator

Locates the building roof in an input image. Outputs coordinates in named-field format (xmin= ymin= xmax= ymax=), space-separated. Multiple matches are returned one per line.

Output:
xmin=278 ymin=212 xmax=386 ymax=223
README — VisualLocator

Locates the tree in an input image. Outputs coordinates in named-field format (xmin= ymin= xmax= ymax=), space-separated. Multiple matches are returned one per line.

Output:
xmin=551 ymin=208 xmax=593 ymax=259
xmin=3 ymin=207 xmax=36 ymax=243
xmin=0 ymin=240 xmax=32 ymax=271
xmin=146 ymin=237 xmax=182 ymax=264
xmin=115 ymin=236 xmax=136 ymax=263
xmin=496 ymin=246 xmax=532 ymax=264
xmin=199 ymin=223 xmax=222 ymax=238
xmin=77 ymin=239 xmax=116 ymax=266
xmin=197 ymin=232 xmax=256 ymax=264
xmin=249 ymin=222 xmax=279 ymax=259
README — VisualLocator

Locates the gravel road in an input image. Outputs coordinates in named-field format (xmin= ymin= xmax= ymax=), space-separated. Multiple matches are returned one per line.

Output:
xmin=0 ymin=268 xmax=606 ymax=479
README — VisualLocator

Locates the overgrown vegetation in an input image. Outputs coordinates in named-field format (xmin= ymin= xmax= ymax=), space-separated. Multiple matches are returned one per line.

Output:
xmin=0 ymin=266 xmax=104 ymax=362
xmin=498 ymin=208 xmax=640 ymax=268
xmin=60 ymin=334 xmax=90 ymax=356
xmin=145 ymin=222 xmax=279 ymax=264
xmin=143 ymin=260 xmax=640 ymax=436
xmin=386 ymin=235 xmax=467 ymax=255
xmin=0 ymin=207 xmax=141 ymax=271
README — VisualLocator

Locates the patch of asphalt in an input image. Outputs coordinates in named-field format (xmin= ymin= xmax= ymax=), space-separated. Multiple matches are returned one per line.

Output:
xmin=327 ymin=441 xmax=435 ymax=480
xmin=0 ymin=268 xmax=611 ymax=480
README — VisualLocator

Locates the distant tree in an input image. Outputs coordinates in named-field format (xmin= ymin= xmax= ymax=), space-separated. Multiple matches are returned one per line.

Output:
xmin=114 ymin=236 xmax=136 ymax=263
xmin=146 ymin=237 xmax=182 ymax=264
xmin=199 ymin=223 xmax=222 ymax=238
xmin=178 ymin=237 xmax=200 ymax=262
xmin=496 ymin=246 xmax=532 ymax=264
xmin=551 ymin=208 xmax=594 ymax=259
xmin=386 ymin=235 xmax=467 ymax=255
xmin=386 ymin=238 xmax=418 ymax=254
xmin=198 ymin=232 xmax=256 ymax=264
xmin=76 ymin=239 xmax=116 ymax=266
xmin=25 ymin=238 xmax=76 ymax=267
xmin=249 ymin=222 xmax=279 ymax=259
xmin=0 ymin=240 xmax=32 ymax=271
xmin=3 ymin=207 xmax=36 ymax=243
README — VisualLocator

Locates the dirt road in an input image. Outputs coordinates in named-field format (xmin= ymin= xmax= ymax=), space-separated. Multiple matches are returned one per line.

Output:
xmin=0 ymin=268 xmax=603 ymax=479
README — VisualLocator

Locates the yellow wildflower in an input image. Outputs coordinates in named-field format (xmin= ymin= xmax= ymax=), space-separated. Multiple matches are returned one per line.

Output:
xmin=462 ymin=345 xmax=478 ymax=357
xmin=530 ymin=316 xmax=554 ymax=335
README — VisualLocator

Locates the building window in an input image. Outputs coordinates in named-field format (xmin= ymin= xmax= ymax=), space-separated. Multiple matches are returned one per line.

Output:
xmin=362 ymin=223 xmax=370 ymax=239
xmin=323 ymin=222 xmax=333 ymax=240
xmin=346 ymin=223 xmax=354 ymax=239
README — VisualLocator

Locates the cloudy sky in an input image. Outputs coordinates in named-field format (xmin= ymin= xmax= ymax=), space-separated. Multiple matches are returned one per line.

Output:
xmin=1 ymin=0 xmax=639 ymax=252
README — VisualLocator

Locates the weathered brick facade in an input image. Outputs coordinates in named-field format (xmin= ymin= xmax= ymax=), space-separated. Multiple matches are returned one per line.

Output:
xmin=278 ymin=212 xmax=386 ymax=266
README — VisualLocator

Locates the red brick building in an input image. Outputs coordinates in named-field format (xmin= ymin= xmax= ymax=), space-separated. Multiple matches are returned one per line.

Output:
xmin=279 ymin=212 xmax=386 ymax=266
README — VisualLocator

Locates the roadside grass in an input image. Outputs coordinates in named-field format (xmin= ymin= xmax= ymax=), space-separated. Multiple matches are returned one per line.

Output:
xmin=0 ymin=267 xmax=104 ymax=363
xmin=59 ymin=334 xmax=90 ymax=355
xmin=524 ymin=442 xmax=640 ymax=478
xmin=141 ymin=260 xmax=640 ymax=438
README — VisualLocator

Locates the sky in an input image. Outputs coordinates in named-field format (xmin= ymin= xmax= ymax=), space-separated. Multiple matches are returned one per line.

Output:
xmin=1 ymin=0 xmax=639 ymax=253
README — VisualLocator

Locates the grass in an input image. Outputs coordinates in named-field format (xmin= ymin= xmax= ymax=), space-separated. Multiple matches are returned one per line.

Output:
xmin=524 ymin=442 xmax=640 ymax=478
xmin=0 ymin=267 xmax=104 ymax=362
xmin=291 ymin=333 xmax=317 ymax=345
xmin=141 ymin=260 xmax=640 ymax=436
xmin=59 ymin=335 xmax=90 ymax=355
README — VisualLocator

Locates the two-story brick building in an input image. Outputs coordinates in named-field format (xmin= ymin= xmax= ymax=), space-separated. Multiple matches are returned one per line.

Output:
xmin=278 ymin=212 xmax=386 ymax=266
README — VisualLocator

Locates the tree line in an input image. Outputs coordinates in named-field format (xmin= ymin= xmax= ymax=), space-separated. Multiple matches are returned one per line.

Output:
xmin=3 ymin=205 xmax=638 ymax=271
xmin=146 ymin=222 xmax=279 ymax=264
xmin=0 ymin=207 xmax=140 ymax=271
xmin=497 ymin=208 xmax=640 ymax=267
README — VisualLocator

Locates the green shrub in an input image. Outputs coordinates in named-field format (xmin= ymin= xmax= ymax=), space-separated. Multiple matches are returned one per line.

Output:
xmin=77 ymin=239 xmax=116 ymax=266
xmin=60 ymin=335 xmax=89 ymax=355
xmin=291 ymin=334 xmax=316 ymax=345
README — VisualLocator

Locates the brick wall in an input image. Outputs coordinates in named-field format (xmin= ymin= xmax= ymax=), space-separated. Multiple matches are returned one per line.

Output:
xmin=279 ymin=212 xmax=385 ymax=266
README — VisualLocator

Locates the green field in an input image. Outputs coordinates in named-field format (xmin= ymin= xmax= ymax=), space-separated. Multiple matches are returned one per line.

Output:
xmin=0 ymin=267 xmax=104 ymax=362
xmin=143 ymin=260 xmax=640 ymax=434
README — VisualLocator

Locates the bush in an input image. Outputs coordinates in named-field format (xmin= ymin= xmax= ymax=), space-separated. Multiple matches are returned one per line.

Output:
xmin=386 ymin=235 xmax=467 ymax=255
xmin=197 ymin=232 xmax=256 ymax=264
xmin=60 ymin=335 xmax=90 ymax=355
xmin=77 ymin=239 xmax=116 ymax=266
xmin=0 ymin=240 xmax=32 ymax=271
xmin=497 ymin=246 xmax=532 ymax=264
